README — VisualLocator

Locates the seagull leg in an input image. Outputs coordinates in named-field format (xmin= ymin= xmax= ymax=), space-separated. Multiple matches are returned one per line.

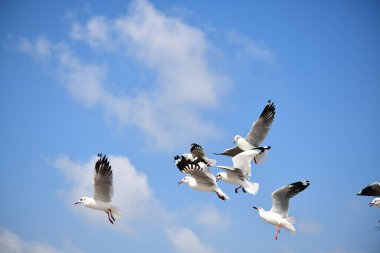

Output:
xmin=106 ymin=210 xmax=114 ymax=224
xmin=242 ymin=187 xmax=247 ymax=193
xmin=215 ymin=191 xmax=226 ymax=201
xmin=235 ymin=186 xmax=242 ymax=194
xmin=274 ymin=226 xmax=280 ymax=240
xmin=108 ymin=209 xmax=116 ymax=222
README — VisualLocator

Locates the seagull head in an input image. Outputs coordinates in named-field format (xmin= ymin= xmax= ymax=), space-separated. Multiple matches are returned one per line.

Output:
xmin=233 ymin=135 xmax=241 ymax=144
xmin=370 ymin=198 xmax=380 ymax=207
xmin=216 ymin=172 xmax=226 ymax=182
xmin=74 ymin=196 xmax=88 ymax=205
xmin=178 ymin=176 xmax=191 ymax=185
xmin=252 ymin=206 xmax=264 ymax=212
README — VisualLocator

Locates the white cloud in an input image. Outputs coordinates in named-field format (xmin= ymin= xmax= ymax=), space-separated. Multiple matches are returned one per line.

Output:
xmin=189 ymin=204 xmax=230 ymax=233
xmin=297 ymin=219 xmax=323 ymax=235
xmin=18 ymin=0 xmax=229 ymax=150
xmin=165 ymin=227 xmax=218 ymax=253
xmin=0 ymin=228 xmax=84 ymax=253
xmin=318 ymin=246 xmax=366 ymax=253
xmin=52 ymin=154 xmax=168 ymax=234
xmin=227 ymin=31 xmax=274 ymax=62
xmin=52 ymin=153 xmax=223 ymax=252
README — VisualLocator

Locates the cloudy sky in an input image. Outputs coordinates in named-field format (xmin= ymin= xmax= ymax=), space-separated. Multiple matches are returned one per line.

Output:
xmin=1 ymin=0 xmax=379 ymax=252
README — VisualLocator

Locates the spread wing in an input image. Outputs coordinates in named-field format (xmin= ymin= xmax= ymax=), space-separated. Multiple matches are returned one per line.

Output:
xmin=214 ymin=146 xmax=244 ymax=157
xmin=245 ymin=100 xmax=275 ymax=147
xmin=231 ymin=149 xmax=261 ymax=178
xmin=93 ymin=154 xmax=113 ymax=202
xmin=190 ymin=143 xmax=206 ymax=158
xmin=357 ymin=182 xmax=380 ymax=197
xmin=270 ymin=180 xmax=310 ymax=217
xmin=175 ymin=155 xmax=215 ymax=186
xmin=216 ymin=165 xmax=246 ymax=180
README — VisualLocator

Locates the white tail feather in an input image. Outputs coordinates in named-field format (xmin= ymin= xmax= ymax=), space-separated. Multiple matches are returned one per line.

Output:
xmin=244 ymin=181 xmax=260 ymax=195
xmin=285 ymin=216 xmax=296 ymax=224
xmin=110 ymin=205 xmax=122 ymax=218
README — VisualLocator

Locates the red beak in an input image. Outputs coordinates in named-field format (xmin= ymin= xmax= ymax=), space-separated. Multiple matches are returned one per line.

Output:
xmin=74 ymin=202 xmax=80 ymax=205
xmin=178 ymin=179 xmax=184 ymax=185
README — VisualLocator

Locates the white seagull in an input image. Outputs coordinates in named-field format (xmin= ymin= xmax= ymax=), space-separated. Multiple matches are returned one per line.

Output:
xmin=183 ymin=143 xmax=216 ymax=167
xmin=174 ymin=155 xmax=229 ymax=201
xmin=357 ymin=182 xmax=380 ymax=208
xmin=216 ymin=147 xmax=271 ymax=195
xmin=75 ymin=154 xmax=121 ymax=224
xmin=215 ymin=100 xmax=275 ymax=164
xmin=253 ymin=180 xmax=310 ymax=240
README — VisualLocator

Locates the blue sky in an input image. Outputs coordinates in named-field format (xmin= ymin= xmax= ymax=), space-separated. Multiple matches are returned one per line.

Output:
xmin=1 ymin=0 xmax=379 ymax=252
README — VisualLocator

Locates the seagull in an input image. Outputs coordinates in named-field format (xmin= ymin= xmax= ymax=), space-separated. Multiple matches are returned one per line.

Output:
xmin=216 ymin=147 xmax=271 ymax=195
xmin=215 ymin=100 xmax=275 ymax=164
xmin=75 ymin=154 xmax=121 ymax=224
xmin=357 ymin=182 xmax=380 ymax=208
xmin=174 ymin=155 xmax=229 ymax=201
xmin=184 ymin=143 xmax=216 ymax=166
xmin=253 ymin=180 xmax=310 ymax=240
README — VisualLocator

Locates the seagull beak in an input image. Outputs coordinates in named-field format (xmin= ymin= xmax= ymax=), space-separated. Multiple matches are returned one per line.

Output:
xmin=252 ymin=206 xmax=258 ymax=210
xmin=74 ymin=201 xmax=80 ymax=205
xmin=178 ymin=179 xmax=184 ymax=185
xmin=369 ymin=202 xmax=374 ymax=207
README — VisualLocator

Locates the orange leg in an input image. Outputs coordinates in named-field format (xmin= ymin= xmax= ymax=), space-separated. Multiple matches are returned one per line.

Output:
xmin=274 ymin=226 xmax=280 ymax=240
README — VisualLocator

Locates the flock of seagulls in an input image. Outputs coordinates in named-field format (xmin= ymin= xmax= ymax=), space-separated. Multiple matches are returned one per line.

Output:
xmin=73 ymin=100 xmax=379 ymax=240
xmin=173 ymin=100 xmax=311 ymax=240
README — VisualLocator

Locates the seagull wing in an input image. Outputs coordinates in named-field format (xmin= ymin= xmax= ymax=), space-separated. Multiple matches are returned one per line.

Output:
xmin=176 ymin=156 xmax=215 ymax=187
xmin=214 ymin=146 xmax=244 ymax=157
xmin=357 ymin=182 xmax=380 ymax=197
xmin=190 ymin=143 xmax=206 ymax=158
xmin=93 ymin=154 xmax=113 ymax=202
xmin=270 ymin=180 xmax=310 ymax=217
xmin=231 ymin=149 xmax=261 ymax=178
xmin=216 ymin=165 xmax=245 ymax=180
xmin=245 ymin=100 xmax=275 ymax=147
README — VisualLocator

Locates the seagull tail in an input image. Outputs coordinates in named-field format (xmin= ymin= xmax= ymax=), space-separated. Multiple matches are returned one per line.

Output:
xmin=284 ymin=217 xmax=296 ymax=234
xmin=244 ymin=181 xmax=260 ymax=195
xmin=285 ymin=216 xmax=296 ymax=224
xmin=110 ymin=205 xmax=122 ymax=218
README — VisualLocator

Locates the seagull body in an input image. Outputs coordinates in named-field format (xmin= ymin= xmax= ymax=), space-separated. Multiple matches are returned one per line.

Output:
xmin=75 ymin=154 xmax=121 ymax=224
xmin=174 ymin=155 xmax=229 ymax=201
xmin=253 ymin=180 xmax=310 ymax=240
xmin=357 ymin=182 xmax=380 ymax=208
xmin=215 ymin=100 xmax=275 ymax=164
xmin=216 ymin=147 xmax=270 ymax=195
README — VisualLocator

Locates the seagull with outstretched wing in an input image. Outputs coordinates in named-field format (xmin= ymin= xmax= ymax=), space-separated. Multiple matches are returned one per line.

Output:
xmin=215 ymin=100 xmax=275 ymax=164
xmin=174 ymin=155 xmax=229 ymax=201
xmin=75 ymin=154 xmax=121 ymax=224
xmin=216 ymin=147 xmax=270 ymax=195
xmin=253 ymin=180 xmax=310 ymax=240
xmin=357 ymin=182 xmax=380 ymax=208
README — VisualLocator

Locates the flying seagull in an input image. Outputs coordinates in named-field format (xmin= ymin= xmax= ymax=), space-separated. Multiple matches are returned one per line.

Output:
xmin=216 ymin=147 xmax=271 ymax=195
xmin=75 ymin=154 xmax=121 ymax=224
xmin=253 ymin=180 xmax=310 ymax=240
xmin=357 ymin=182 xmax=380 ymax=208
xmin=183 ymin=143 xmax=216 ymax=166
xmin=215 ymin=100 xmax=275 ymax=164
xmin=174 ymin=155 xmax=229 ymax=201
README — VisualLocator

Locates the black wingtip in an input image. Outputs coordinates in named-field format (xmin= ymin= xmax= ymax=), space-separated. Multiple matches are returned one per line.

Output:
xmin=190 ymin=143 xmax=203 ymax=152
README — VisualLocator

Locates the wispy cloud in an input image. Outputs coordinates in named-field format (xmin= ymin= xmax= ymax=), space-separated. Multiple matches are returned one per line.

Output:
xmin=318 ymin=246 xmax=366 ymax=253
xmin=18 ymin=0 xmax=230 ymax=150
xmin=165 ymin=227 xmax=218 ymax=253
xmin=227 ymin=31 xmax=274 ymax=62
xmin=0 ymin=228 xmax=84 ymax=253
xmin=297 ymin=219 xmax=323 ymax=235
xmin=188 ymin=204 xmax=230 ymax=234
xmin=52 ymin=154 xmax=168 ymax=234
xmin=51 ymin=153 xmax=222 ymax=252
